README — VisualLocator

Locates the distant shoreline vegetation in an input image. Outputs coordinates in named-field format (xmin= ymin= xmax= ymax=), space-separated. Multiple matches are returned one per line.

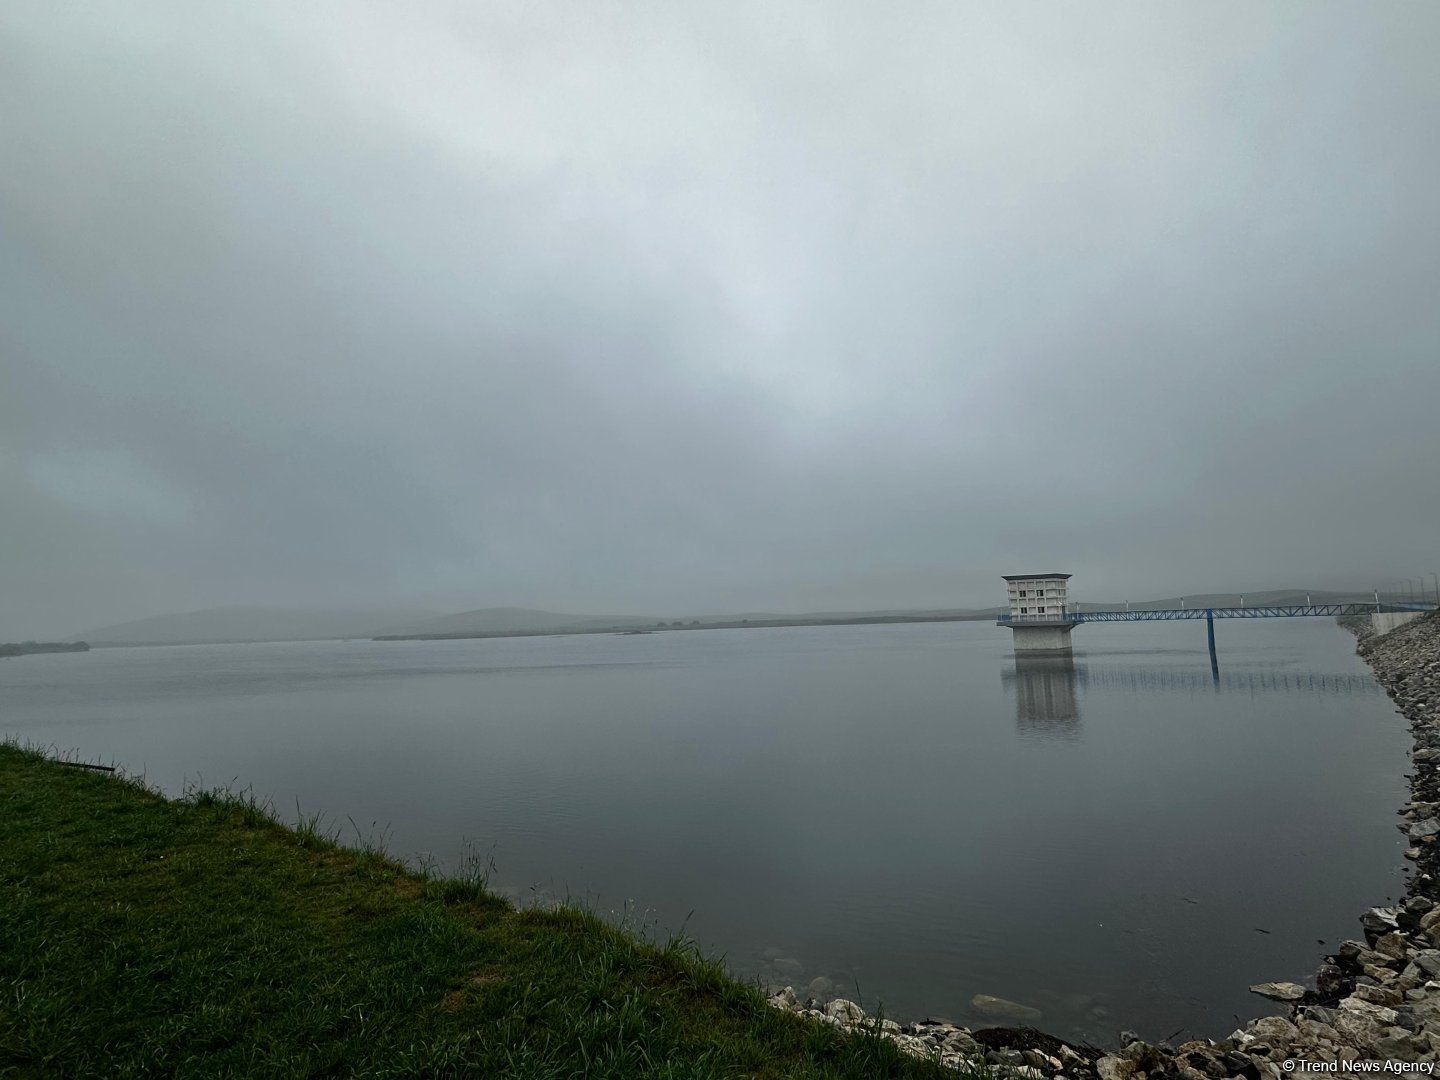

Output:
xmin=0 ymin=641 xmax=90 ymax=658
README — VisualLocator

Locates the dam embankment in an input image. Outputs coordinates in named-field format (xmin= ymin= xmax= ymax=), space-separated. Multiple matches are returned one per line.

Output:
xmin=1372 ymin=611 xmax=1427 ymax=637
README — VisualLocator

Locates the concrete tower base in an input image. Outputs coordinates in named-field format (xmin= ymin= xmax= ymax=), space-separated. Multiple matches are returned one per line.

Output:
xmin=1009 ymin=624 xmax=1075 ymax=653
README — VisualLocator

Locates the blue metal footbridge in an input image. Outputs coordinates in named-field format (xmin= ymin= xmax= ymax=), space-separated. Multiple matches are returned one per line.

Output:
xmin=996 ymin=601 xmax=1435 ymax=626
xmin=997 ymin=599 xmax=1435 ymax=675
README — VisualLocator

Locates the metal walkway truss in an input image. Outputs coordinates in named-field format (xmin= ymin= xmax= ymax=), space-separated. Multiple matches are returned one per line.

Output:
xmin=997 ymin=602 xmax=1434 ymax=626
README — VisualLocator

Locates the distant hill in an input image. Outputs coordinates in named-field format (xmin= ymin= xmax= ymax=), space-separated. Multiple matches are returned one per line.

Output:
xmin=76 ymin=589 xmax=1395 ymax=648
xmin=0 ymin=641 xmax=89 ymax=658
xmin=380 ymin=605 xmax=1002 ymax=640
xmin=77 ymin=607 xmax=440 ymax=646
xmin=380 ymin=607 xmax=662 ymax=637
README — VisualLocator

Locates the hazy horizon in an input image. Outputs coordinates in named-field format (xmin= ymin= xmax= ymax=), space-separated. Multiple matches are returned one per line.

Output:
xmin=5 ymin=3 xmax=1439 ymax=640
xmin=62 ymin=583 xmax=1425 ymax=647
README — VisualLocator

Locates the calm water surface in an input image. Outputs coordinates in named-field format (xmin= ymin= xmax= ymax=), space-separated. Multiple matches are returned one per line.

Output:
xmin=0 ymin=619 xmax=1408 ymax=1043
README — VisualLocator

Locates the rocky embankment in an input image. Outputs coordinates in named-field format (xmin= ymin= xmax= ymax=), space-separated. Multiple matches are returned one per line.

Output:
xmin=767 ymin=611 xmax=1440 ymax=1078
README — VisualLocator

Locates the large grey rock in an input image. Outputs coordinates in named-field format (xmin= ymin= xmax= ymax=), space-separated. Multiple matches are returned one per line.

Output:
xmin=1354 ymin=983 xmax=1403 ymax=1007
xmin=1023 ymin=1049 xmax=1062 ymax=1070
xmin=1296 ymin=1015 xmax=1341 ymax=1043
xmin=1117 ymin=1040 xmax=1152 ymax=1062
xmin=891 ymin=1034 xmax=932 ymax=1059
xmin=1058 ymin=1045 xmax=1087 ymax=1066
xmin=1410 ymin=818 xmax=1440 ymax=840
xmin=1408 ymin=996 xmax=1440 ymax=1026
xmin=941 ymin=1029 xmax=980 ymax=1053
xmin=825 ymin=998 xmax=866 ymax=1025
xmin=1333 ymin=1011 xmax=1384 ymax=1053
xmin=1248 ymin=1015 xmax=1299 ymax=1046
xmin=1221 ymin=1048 xmax=1263 ymax=1077
xmin=970 ymin=993 xmax=1043 ymax=1024
xmin=1362 ymin=907 xmax=1402 ymax=936
xmin=1095 ymin=1055 xmax=1137 ymax=1080
xmin=1342 ymin=940 xmax=1397 ymax=969
xmin=1246 ymin=1041 xmax=1284 ymax=1065
xmin=1249 ymin=981 xmax=1306 ymax=1002
xmin=1421 ymin=908 xmax=1440 ymax=938
xmin=767 ymin=986 xmax=797 ymax=1009
xmin=1340 ymin=995 xmax=1399 ymax=1026
xmin=1375 ymin=931 xmax=1411 ymax=960
xmin=1373 ymin=1026 xmax=1423 ymax=1059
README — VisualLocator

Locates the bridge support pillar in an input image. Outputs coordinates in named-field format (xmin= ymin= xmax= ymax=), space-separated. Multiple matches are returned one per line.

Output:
xmin=1009 ymin=624 xmax=1074 ymax=654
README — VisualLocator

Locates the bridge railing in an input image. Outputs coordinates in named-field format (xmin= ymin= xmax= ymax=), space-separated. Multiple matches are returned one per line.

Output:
xmin=996 ymin=602 xmax=1435 ymax=626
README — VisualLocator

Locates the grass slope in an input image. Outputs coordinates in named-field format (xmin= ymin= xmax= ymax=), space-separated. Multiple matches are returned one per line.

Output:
xmin=0 ymin=744 xmax=974 ymax=1079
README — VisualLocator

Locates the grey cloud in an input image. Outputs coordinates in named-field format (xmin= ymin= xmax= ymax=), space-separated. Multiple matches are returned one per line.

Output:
xmin=3 ymin=1 xmax=1438 ymax=637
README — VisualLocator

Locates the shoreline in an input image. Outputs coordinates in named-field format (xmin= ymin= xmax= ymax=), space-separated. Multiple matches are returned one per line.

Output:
xmin=0 ymin=640 xmax=89 ymax=658
xmin=765 ymin=611 xmax=1440 ymax=1076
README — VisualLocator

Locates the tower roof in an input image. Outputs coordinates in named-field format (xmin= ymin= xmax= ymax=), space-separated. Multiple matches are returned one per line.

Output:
xmin=1002 ymin=573 xmax=1072 ymax=581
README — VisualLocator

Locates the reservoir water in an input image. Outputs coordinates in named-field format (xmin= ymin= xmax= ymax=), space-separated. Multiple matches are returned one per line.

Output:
xmin=0 ymin=618 xmax=1409 ymax=1043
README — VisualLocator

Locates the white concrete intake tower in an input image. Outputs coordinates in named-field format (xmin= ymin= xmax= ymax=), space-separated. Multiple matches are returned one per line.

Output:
xmin=1000 ymin=573 xmax=1077 ymax=653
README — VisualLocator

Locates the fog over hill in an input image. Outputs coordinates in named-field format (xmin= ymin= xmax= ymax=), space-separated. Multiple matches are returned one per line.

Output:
xmin=380 ymin=608 xmax=663 ymax=637
xmin=78 ymin=608 xmax=439 ymax=646
xmin=384 ymin=605 xmax=993 ymax=637
xmin=65 ymin=588 xmax=1422 ymax=647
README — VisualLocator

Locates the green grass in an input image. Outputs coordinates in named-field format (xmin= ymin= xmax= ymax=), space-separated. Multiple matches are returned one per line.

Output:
xmin=0 ymin=743 xmax=978 ymax=1079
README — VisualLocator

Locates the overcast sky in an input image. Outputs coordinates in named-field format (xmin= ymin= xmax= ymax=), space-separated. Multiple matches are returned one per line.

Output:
xmin=3 ymin=2 xmax=1438 ymax=638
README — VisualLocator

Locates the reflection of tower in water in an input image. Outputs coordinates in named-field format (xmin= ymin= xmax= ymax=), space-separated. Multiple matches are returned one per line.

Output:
xmin=1007 ymin=655 xmax=1081 ymax=736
